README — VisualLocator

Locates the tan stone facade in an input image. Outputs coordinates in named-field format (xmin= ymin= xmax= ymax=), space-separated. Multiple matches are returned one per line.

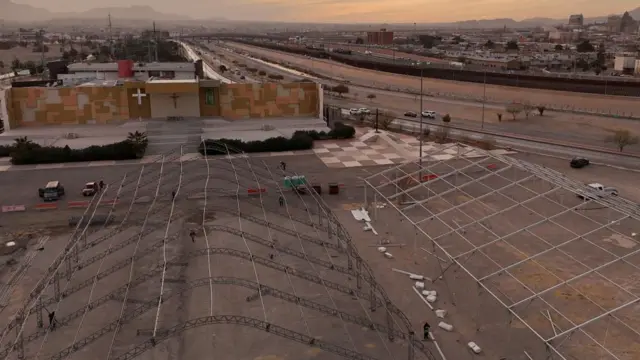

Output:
xmin=219 ymin=82 xmax=320 ymax=120
xmin=6 ymin=81 xmax=320 ymax=129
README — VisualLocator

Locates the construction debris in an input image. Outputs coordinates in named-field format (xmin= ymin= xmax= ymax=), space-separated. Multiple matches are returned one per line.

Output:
xmin=435 ymin=309 xmax=447 ymax=318
xmin=438 ymin=322 xmax=453 ymax=331
xmin=468 ymin=342 xmax=482 ymax=354
xmin=384 ymin=252 xmax=394 ymax=259
xmin=377 ymin=247 xmax=387 ymax=253
xmin=415 ymin=281 xmax=425 ymax=289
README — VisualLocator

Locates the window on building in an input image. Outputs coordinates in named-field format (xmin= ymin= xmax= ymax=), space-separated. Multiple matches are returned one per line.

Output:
xmin=148 ymin=70 xmax=161 ymax=77
xmin=205 ymin=89 xmax=215 ymax=105
xmin=160 ymin=71 xmax=175 ymax=79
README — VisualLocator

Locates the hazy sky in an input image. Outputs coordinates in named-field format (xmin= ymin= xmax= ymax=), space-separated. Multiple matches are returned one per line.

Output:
xmin=14 ymin=0 xmax=639 ymax=22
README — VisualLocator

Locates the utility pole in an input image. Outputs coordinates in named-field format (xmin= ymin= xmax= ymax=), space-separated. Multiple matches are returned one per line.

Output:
xmin=147 ymin=24 xmax=153 ymax=63
xmin=418 ymin=66 xmax=424 ymax=180
xmin=39 ymin=29 xmax=45 ymax=75
xmin=108 ymin=13 xmax=113 ymax=60
xmin=153 ymin=21 xmax=158 ymax=62
xmin=481 ymin=71 xmax=486 ymax=129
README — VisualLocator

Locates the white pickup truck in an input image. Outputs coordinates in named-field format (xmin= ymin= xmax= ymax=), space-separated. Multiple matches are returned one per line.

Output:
xmin=577 ymin=183 xmax=618 ymax=200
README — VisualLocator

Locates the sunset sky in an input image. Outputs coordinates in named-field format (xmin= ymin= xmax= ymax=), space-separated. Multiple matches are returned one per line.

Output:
xmin=15 ymin=0 xmax=639 ymax=22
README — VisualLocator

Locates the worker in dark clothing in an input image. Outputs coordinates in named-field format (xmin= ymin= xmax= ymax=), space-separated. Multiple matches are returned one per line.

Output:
xmin=47 ymin=310 xmax=58 ymax=331
xmin=280 ymin=161 xmax=286 ymax=171
xmin=278 ymin=196 xmax=284 ymax=207
xmin=99 ymin=180 xmax=105 ymax=190
xmin=189 ymin=229 xmax=196 ymax=243
xmin=423 ymin=321 xmax=431 ymax=341
xmin=172 ymin=191 xmax=176 ymax=200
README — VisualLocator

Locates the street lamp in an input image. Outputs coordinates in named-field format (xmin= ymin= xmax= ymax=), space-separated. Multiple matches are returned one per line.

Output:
xmin=481 ymin=71 xmax=486 ymax=129
xmin=418 ymin=64 xmax=424 ymax=180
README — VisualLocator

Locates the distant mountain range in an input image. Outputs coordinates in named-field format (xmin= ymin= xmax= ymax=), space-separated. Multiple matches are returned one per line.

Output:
xmin=0 ymin=0 xmax=638 ymax=28
xmin=429 ymin=8 xmax=640 ymax=29
xmin=0 ymin=0 xmax=194 ymax=23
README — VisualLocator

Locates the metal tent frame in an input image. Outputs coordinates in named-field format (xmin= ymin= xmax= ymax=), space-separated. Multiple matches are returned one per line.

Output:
xmin=0 ymin=143 xmax=434 ymax=360
xmin=363 ymin=143 xmax=640 ymax=360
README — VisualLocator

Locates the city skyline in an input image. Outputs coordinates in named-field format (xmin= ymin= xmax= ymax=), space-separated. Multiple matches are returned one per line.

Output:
xmin=9 ymin=0 xmax=640 ymax=23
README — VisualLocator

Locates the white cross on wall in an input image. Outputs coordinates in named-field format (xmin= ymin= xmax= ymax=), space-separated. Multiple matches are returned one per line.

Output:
xmin=132 ymin=88 xmax=147 ymax=105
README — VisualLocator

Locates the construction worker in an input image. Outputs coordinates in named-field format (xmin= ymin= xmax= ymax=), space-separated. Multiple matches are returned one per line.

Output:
xmin=280 ymin=161 xmax=287 ymax=171
xmin=423 ymin=321 xmax=431 ymax=341
xmin=99 ymin=180 xmax=105 ymax=190
xmin=172 ymin=190 xmax=176 ymax=201
xmin=189 ymin=229 xmax=196 ymax=243
xmin=278 ymin=196 xmax=284 ymax=207
xmin=47 ymin=310 xmax=58 ymax=331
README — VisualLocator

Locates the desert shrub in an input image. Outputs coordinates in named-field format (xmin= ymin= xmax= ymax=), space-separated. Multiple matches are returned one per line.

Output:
xmin=267 ymin=74 xmax=284 ymax=80
xmin=294 ymin=122 xmax=355 ymax=141
xmin=10 ymin=134 xmax=147 ymax=165
xmin=199 ymin=133 xmax=313 ymax=155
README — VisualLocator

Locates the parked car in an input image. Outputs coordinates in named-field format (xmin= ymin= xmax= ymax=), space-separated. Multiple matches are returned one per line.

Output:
xmin=421 ymin=110 xmax=436 ymax=118
xmin=570 ymin=157 xmax=590 ymax=169
xmin=404 ymin=111 xmax=418 ymax=117
xmin=577 ymin=183 xmax=618 ymax=200
xmin=82 ymin=182 xmax=99 ymax=197
xmin=349 ymin=108 xmax=361 ymax=115
xmin=358 ymin=108 xmax=370 ymax=114
xmin=38 ymin=181 xmax=65 ymax=202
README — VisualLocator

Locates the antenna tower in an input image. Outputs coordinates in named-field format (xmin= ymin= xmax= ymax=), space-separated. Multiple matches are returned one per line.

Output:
xmin=153 ymin=21 xmax=158 ymax=62
xmin=108 ymin=13 xmax=113 ymax=59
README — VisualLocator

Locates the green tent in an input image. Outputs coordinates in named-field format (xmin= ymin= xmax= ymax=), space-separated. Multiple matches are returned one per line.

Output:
xmin=283 ymin=175 xmax=307 ymax=188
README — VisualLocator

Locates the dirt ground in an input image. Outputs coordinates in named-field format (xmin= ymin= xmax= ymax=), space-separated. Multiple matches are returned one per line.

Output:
xmin=0 ymin=157 xmax=422 ymax=360
xmin=231 ymin=42 xmax=640 ymax=115
xmin=0 ymin=44 xmax=64 ymax=74
xmin=0 ymin=149 xmax=638 ymax=360
xmin=336 ymin=156 xmax=640 ymax=360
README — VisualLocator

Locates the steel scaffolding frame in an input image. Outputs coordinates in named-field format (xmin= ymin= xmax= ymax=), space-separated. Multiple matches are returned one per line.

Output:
xmin=1 ymin=143 xmax=432 ymax=360
xmin=363 ymin=143 xmax=640 ymax=360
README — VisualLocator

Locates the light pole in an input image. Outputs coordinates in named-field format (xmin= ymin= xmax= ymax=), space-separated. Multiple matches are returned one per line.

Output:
xmin=418 ymin=65 xmax=424 ymax=180
xmin=481 ymin=71 xmax=486 ymax=129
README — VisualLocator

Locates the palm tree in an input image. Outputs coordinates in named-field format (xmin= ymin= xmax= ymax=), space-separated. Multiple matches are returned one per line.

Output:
xmin=127 ymin=131 xmax=149 ymax=158
xmin=127 ymin=131 xmax=148 ymax=146
xmin=14 ymin=136 xmax=32 ymax=148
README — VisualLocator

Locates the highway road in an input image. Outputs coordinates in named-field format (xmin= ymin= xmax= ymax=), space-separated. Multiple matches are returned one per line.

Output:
xmin=326 ymin=95 xmax=640 ymax=154
xmin=199 ymin=41 xmax=640 ymax=156
xmin=225 ymin=42 xmax=639 ymax=115
xmin=214 ymin=41 xmax=640 ymax=155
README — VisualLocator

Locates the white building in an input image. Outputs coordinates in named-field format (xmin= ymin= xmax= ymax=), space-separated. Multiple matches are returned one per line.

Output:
xmin=614 ymin=55 xmax=637 ymax=73
xmin=63 ymin=62 xmax=198 ymax=82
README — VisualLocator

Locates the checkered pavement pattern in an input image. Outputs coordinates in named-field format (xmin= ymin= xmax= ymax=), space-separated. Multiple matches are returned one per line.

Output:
xmin=313 ymin=137 xmax=516 ymax=169
xmin=313 ymin=141 xmax=406 ymax=168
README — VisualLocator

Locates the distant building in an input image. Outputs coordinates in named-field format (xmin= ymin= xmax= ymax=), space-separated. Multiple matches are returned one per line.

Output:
xmin=608 ymin=12 xmax=639 ymax=33
xmin=614 ymin=54 xmax=637 ymax=74
xmin=568 ymin=14 xmax=584 ymax=26
xmin=367 ymin=28 xmax=394 ymax=45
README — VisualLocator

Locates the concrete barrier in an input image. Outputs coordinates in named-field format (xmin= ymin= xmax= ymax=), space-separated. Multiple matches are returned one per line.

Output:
xmin=67 ymin=201 xmax=90 ymax=208
xmin=1 ymin=205 xmax=26 ymax=213
xmin=100 ymin=199 xmax=119 ymax=206
xmin=34 ymin=203 xmax=57 ymax=210
xmin=247 ymin=188 xmax=266 ymax=195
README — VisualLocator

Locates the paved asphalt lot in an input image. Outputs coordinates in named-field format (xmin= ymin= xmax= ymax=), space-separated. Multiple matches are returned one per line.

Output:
xmin=1 ymin=146 xmax=639 ymax=214
xmin=0 ymin=154 xmax=374 ymax=209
